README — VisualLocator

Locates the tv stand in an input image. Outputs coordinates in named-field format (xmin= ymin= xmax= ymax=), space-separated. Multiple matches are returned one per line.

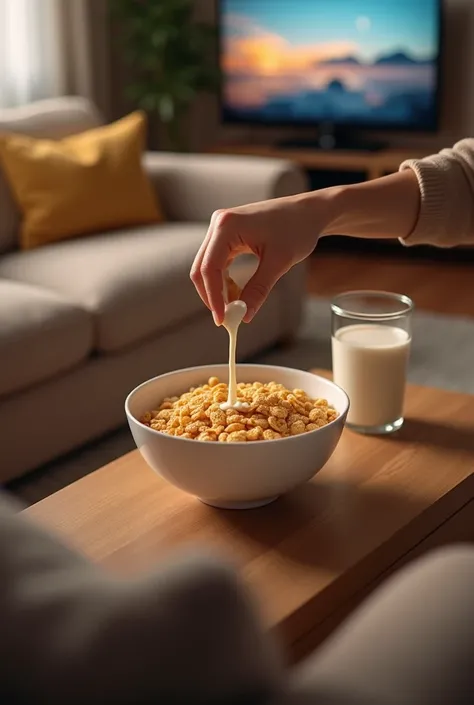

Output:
xmin=277 ymin=125 xmax=388 ymax=152
xmin=209 ymin=143 xmax=429 ymax=182
xmin=277 ymin=136 xmax=388 ymax=152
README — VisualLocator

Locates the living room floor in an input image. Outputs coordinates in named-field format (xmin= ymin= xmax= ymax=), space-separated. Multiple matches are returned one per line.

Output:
xmin=309 ymin=252 xmax=474 ymax=317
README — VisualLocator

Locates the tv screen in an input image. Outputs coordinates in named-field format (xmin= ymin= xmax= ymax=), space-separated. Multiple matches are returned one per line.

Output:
xmin=220 ymin=0 xmax=442 ymax=131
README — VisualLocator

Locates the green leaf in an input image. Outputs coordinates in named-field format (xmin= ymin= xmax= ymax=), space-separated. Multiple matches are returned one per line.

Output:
xmin=125 ymin=84 xmax=142 ymax=101
xmin=150 ymin=29 xmax=167 ymax=49
xmin=174 ymin=84 xmax=196 ymax=103
xmin=138 ymin=94 xmax=159 ymax=113
xmin=158 ymin=95 xmax=175 ymax=123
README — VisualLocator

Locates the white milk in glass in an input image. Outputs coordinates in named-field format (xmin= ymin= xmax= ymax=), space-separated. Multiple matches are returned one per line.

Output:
xmin=332 ymin=323 xmax=411 ymax=428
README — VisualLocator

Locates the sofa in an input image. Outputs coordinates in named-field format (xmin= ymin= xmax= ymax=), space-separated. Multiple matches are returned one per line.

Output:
xmin=0 ymin=97 xmax=308 ymax=483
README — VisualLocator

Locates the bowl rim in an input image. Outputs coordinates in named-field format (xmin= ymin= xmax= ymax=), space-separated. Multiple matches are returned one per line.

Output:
xmin=125 ymin=363 xmax=349 ymax=447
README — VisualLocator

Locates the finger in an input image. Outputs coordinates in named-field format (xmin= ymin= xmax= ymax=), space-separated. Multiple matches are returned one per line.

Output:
xmin=240 ymin=255 xmax=288 ymax=323
xmin=190 ymin=224 xmax=215 ymax=309
xmin=190 ymin=210 xmax=227 ymax=309
xmin=201 ymin=229 xmax=236 ymax=325
xmin=190 ymin=221 xmax=218 ymax=306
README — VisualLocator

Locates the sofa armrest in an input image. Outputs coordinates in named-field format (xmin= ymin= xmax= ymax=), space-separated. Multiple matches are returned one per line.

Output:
xmin=143 ymin=152 xmax=308 ymax=222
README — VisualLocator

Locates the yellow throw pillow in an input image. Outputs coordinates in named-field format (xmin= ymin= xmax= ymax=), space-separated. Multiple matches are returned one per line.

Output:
xmin=0 ymin=111 xmax=163 ymax=250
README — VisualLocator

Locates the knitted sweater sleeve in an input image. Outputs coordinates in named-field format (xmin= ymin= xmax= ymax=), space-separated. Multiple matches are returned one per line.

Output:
xmin=399 ymin=138 xmax=474 ymax=247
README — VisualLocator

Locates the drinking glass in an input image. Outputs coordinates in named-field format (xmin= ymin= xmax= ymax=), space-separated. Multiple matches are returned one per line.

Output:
xmin=331 ymin=290 xmax=413 ymax=434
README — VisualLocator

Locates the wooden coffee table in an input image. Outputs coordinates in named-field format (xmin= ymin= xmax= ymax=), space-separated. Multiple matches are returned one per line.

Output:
xmin=25 ymin=372 xmax=474 ymax=663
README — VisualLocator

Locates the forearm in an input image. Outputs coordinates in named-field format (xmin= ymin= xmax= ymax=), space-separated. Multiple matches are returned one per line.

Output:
xmin=302 ymin=170 xmax=421 ymax=241
xmin=304 ymin=137 xmax=474 ymax=248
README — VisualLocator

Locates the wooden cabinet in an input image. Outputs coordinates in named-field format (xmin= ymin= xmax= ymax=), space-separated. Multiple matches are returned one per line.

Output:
xmin=209 ymin=144 xmax=429 ymax=181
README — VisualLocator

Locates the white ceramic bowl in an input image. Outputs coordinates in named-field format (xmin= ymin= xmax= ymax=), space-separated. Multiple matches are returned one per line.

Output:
xmin=125 ymin=364 xmax=349 ymax=510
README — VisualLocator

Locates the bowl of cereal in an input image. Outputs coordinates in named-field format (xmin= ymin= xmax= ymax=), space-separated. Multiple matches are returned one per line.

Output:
xmin=125 ymin=364 xmax=349 ymax=510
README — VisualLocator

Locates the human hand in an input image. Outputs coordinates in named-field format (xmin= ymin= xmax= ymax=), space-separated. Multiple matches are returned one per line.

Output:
xmin=190 ymin=194 xmax=319 ymax=325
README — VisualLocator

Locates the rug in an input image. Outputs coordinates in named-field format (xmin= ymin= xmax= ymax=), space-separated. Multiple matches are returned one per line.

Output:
xmin=10 ymin=297 xmax=474 ymax=505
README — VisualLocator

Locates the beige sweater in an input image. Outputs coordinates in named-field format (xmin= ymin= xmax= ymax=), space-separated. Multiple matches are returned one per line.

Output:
xmin=400 ymin=138 xmax=474 ymax=247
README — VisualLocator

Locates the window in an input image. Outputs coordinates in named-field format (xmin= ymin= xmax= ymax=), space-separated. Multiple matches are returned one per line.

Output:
xmin=0 ymin=0 xmax=63 ymax=108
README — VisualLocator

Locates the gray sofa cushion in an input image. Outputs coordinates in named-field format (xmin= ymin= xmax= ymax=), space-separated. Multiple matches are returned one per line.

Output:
xmin=0 ymin=223 xmax=210 ymax=353
xmin=0 ymin=280 xmax=93 ymax=398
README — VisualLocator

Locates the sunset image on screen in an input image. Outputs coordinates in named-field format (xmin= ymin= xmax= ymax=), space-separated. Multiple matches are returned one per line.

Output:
xmin=221 ymin=0 xmax=440 ymax=127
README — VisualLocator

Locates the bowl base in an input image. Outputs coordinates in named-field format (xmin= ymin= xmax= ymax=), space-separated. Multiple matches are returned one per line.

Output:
xmin=200 ymin=496 xmax=279 ymax=510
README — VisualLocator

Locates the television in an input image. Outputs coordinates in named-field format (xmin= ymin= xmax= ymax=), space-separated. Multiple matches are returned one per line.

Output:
xmin=219 ymin=0 xmax=443 ymax=148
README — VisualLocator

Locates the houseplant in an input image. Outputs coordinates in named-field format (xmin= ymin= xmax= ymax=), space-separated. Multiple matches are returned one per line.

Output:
xmin=112 ymin=0 xmax=219 ymax=151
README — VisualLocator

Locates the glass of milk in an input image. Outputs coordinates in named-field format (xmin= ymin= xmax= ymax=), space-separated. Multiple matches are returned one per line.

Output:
xmin=331 ymin=290 xmax=413 ymax=435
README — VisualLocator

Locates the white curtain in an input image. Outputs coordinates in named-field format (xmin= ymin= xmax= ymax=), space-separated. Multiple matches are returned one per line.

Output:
xmin=0 ymin=0 xmax=64 ymax=108
xmin=0 ymin=0 xmax=111 ymax=115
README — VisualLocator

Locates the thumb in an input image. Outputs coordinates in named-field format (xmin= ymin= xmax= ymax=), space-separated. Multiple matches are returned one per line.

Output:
xmin=241 ymin=256 xmax=287 ymax=323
